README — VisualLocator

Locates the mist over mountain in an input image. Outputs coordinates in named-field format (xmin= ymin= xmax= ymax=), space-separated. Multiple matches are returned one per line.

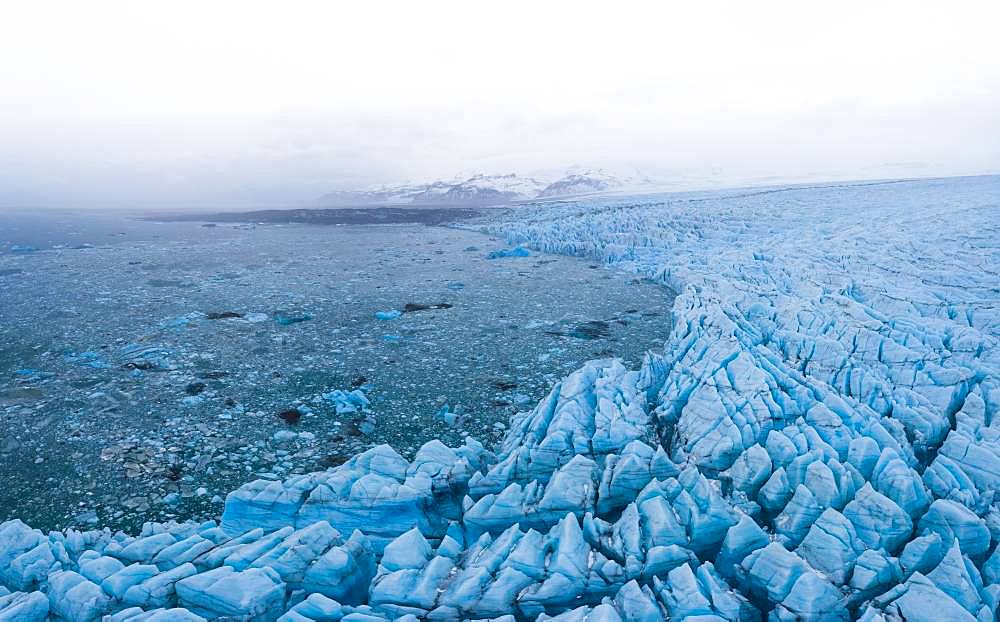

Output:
xmin=315 ymin=168 xmax=666 ymax=207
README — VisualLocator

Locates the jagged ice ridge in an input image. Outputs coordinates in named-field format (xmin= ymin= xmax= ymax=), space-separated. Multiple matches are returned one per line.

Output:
xmin=1 ymin=176 xmax=998 ymax=620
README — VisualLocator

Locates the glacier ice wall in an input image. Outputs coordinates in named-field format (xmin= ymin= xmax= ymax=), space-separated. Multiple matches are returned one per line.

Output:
xmin=1 ymin=176 xmax=998 ymax=620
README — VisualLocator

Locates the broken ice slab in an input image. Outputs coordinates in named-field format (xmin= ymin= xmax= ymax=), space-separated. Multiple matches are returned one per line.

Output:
xmin=273 ymin=311 xmax=313 ymax=325
xmin=219 ymin=440 xmax=491 ymax=545
xmin=486 ymin=246 xmax=530 ymax=259
xmin=374 ymin=310 xmax=402 ymax=321
xmin=159 ymin=313 xmax=204 ymax=331
xmin=12 ymin=369 xmax=52 ymax=380
xmin=62 ymin=351 xmax=113 ymax=369
xmin=321 ymin=388 xmax=370 ymax=414
xmin=118 ymin=344 xmax=173 ymax=371
xmin=436 ymin=404 xmax=458 ymax=427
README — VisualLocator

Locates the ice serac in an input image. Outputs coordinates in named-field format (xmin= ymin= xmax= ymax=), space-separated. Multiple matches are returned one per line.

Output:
xmin=479 ymin=176 xmax=1000 ymax=619
xmin=175 ymin=565 xmax=286 ymax=619
xmin=2 ymin=176 xmax=999 ymax=619
xmin=0 ymin=589 xmax=48 ymax=621
xmin=221 ymin=438 xmax=491 ymax=548
xmin=469 ymin=359 xmax=657 ymax=496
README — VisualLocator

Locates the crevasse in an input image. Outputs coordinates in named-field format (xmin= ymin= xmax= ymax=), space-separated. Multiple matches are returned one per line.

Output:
xmin=1 ymin=176 xmax=998 ymax=621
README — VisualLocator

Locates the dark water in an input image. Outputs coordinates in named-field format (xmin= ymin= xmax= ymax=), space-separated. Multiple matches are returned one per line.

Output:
xmin=0 ymin=209 xmax=243 ymax=253
xmin=0 ymin=211 xmax=674 ymax=532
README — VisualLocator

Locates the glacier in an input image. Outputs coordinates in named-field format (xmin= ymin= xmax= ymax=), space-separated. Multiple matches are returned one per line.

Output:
xmin=1 ymin=175 xmax=998 ymax=620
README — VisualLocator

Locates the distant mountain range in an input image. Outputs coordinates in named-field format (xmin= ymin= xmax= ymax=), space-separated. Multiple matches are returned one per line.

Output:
xmin=315 ymin=169 xmax=659 ymax=206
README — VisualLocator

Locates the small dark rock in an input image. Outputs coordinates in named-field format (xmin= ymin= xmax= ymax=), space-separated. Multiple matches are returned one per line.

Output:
xmin=205 ymin=311 xmax=243 ymax=320
xmin=568 ymin=320 xmax=612 ymax=340
xmin=319 ymin=453 xmax=348 ymax=468
xmin=277 ymin=408 xmax=302 ymax=425
xmin=402 ymin=302 xmax=453 ymax=313
xmin=197 ymin=371 xmax=228 ymax=380
xmin=185 ymin=382 xmax=207 ymax=396
xmin=123 ymin=361 xmax=157 ymax=371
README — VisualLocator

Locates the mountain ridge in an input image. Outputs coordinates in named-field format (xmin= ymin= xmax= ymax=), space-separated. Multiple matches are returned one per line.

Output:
xmin=315 ymin=169 xmax=655 ymax=206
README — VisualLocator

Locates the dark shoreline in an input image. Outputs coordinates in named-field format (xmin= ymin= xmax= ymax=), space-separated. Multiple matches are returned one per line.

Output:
xmin=145 ymin=205 xmax=496 ymax=226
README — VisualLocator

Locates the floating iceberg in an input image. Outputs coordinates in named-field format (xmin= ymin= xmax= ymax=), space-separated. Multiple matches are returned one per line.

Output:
xmin=273 ymin=311 xmax=313 ymax=326
xmin=374 ymin=310 xmax=402 ymax=321
xmin=321 ymin=388 xmax=371 ymax=415
xmin=486 ymin=246 xmax=531 ymax=259
xmin=2 ymin=176 xmax=999 ymax=620
xmin=61 ymin=351 xmax=113 ymax=370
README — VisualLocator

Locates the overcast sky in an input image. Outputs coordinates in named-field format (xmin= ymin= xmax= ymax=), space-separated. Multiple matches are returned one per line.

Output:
xmin=1 ymin=1 xmax=998 ymax=209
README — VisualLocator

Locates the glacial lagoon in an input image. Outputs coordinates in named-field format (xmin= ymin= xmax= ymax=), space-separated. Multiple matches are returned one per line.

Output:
xmin=0 ymin=210 xmax=673 ymax=532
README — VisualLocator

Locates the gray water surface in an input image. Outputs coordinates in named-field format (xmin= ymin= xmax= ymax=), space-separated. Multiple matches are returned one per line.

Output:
xmin=1 ymin=214 xmax=673 ymax=531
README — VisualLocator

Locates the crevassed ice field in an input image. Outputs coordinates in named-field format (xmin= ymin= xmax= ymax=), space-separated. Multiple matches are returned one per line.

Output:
xmin=1 ymin=175 xmax=998 ymax=621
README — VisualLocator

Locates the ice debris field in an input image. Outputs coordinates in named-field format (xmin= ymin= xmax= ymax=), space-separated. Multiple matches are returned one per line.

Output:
xmin=2 ymin=175 xmax=999 ymax=621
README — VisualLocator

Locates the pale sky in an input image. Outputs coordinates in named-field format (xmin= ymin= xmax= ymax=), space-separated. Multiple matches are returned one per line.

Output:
xmin=1 ymin=1 xmax=998 ymax=209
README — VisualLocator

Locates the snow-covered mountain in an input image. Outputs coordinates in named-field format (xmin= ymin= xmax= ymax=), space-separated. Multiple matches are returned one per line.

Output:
xmin=537 ymin=168 xmax=624 ymax=198
xmin=315 ymin=182 xmax=446 ymax=206
xmin=411 ymin=173 xmax=548 ymax=204
xmin=315 ymin=169 xmax=652 ymax=206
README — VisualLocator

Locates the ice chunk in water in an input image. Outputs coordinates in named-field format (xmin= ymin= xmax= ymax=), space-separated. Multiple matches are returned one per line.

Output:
xmin=273 ymin=311 xmax=313 ymax=325
xmin=374 ymin=310 xmax=402 ymax=321
xmin=486 ymin=246 xmax=530 ymax=259
xmin=321 ymin=388 xmax=370 ymax=414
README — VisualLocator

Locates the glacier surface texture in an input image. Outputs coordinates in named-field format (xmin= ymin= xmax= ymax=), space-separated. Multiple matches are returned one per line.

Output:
xmin=2 ymin=176 xmax=999 ymax=620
